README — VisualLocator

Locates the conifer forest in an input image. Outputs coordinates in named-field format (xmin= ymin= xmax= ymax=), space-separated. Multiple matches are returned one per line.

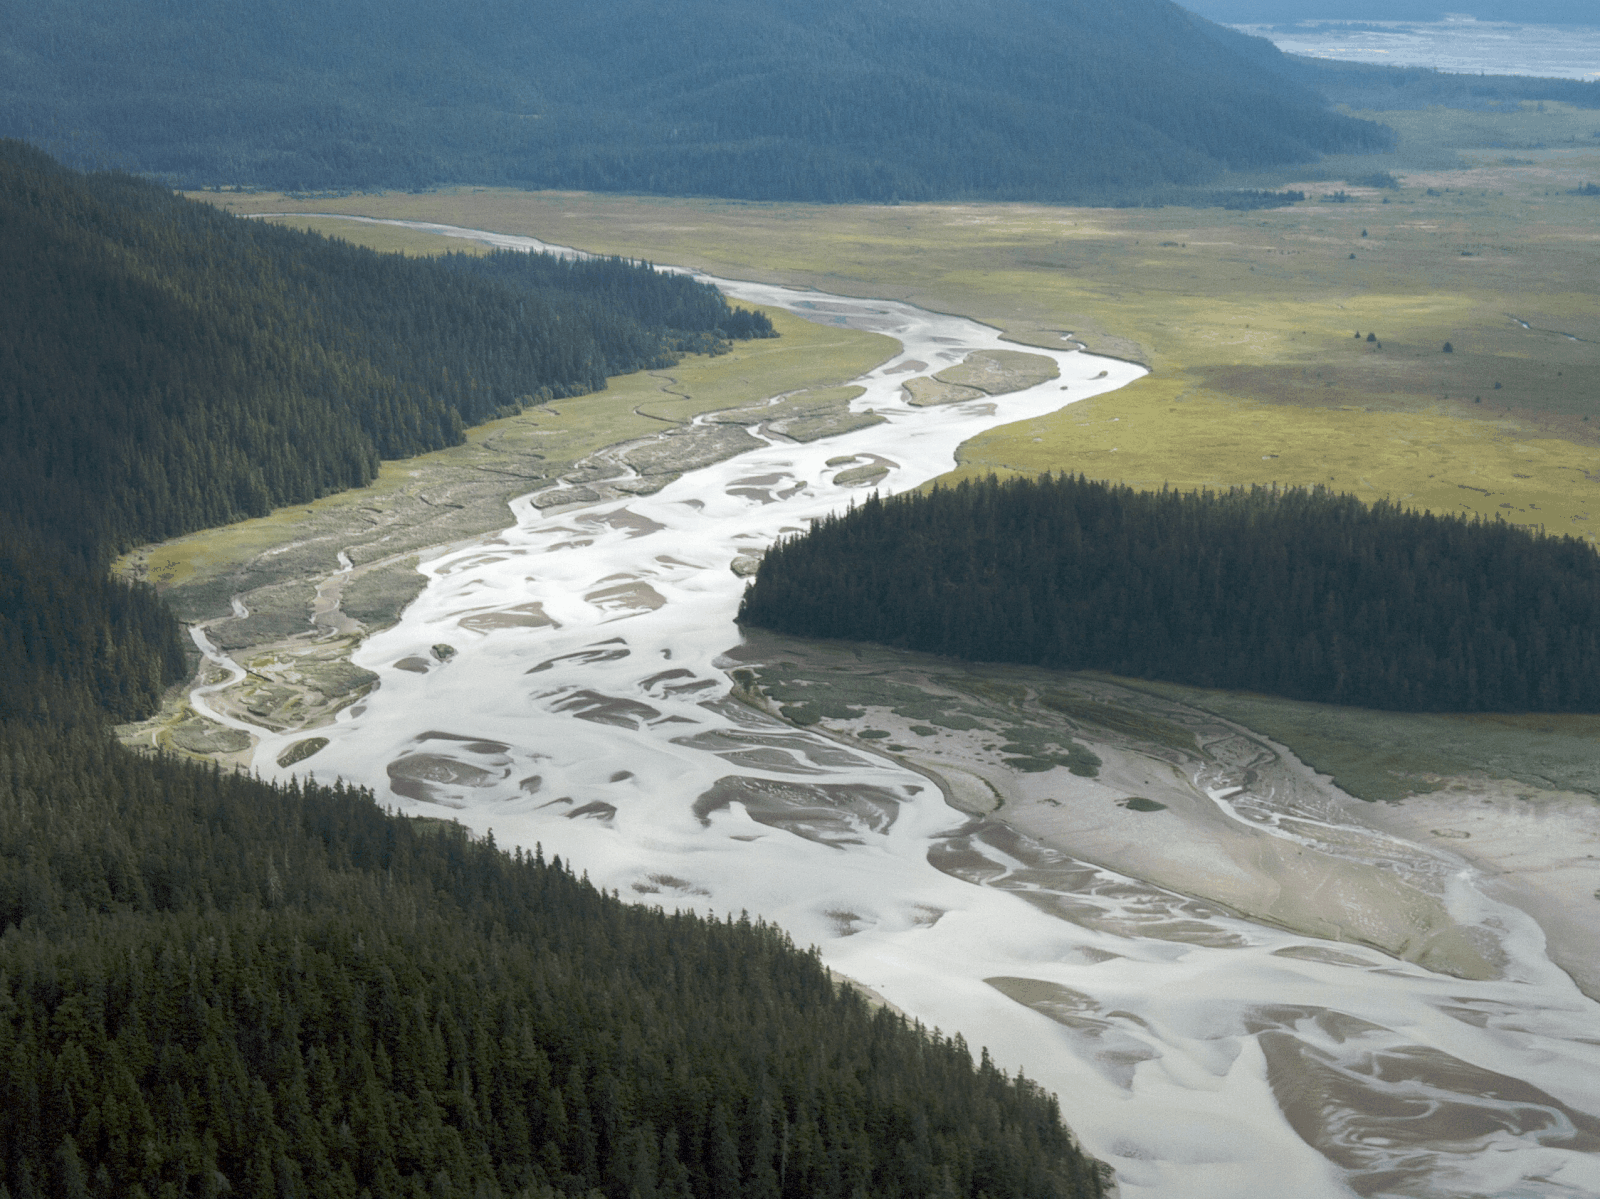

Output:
xmin=738 ymin=474 xmax=1600 ymax=712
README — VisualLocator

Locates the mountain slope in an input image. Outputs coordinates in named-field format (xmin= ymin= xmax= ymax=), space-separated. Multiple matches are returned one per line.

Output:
xmin=0 ymin=141 xmax=770 ymax=567
xmin=1 ymin=0 xmax=1387 ymax=200
xmin=0 ymin=733 xmax=1108 ymax=1199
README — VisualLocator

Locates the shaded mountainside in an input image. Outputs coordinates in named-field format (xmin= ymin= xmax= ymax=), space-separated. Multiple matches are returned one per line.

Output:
xmin=3 ymin=0 xmax=1385 ymax=200
xmin=738 ymin=474 xmax=1600 ymax=713
xmin=0 ymin=141 xmax=769 ymax=568
xmin=0 ymin=540 xmax=186 ymax=728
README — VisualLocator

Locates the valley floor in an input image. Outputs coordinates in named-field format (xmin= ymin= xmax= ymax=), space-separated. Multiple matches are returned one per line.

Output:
xmin=116 ymin=135 xmax=1600 ymax=1194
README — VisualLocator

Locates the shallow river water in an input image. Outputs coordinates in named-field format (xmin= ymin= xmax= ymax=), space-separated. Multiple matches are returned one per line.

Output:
xmin=235 ymin=220 xmax=1600 ymax=1199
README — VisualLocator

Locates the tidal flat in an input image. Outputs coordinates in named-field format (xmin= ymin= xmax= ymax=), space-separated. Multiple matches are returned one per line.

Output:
xmin=728 ymin=630 xmax=1577 ymax=989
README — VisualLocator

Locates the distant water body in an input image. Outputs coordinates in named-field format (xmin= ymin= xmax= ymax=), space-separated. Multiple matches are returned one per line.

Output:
xmin=1238 ymin=16 xmax=1600 ymax=79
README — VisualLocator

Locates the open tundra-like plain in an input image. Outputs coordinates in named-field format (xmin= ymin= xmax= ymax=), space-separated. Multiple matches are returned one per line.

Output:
xmin=128 ymin=216 xmax=1600 ymax=1199
xmin=202 ymin=101 xmax=1600 ymax=539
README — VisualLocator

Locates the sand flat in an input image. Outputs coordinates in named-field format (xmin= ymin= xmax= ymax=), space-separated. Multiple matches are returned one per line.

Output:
xmin=1363 ymin=780 xmax=1600 ymax=999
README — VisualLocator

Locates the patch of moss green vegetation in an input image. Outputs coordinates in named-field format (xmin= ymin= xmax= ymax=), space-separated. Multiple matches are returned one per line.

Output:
xmin=167 ymin=717 xmax=253 ymax=756
xmin=927 ymin=712 xmax=983 ymax=731
xmin=757 ymin=662 xmax=972 ymax=729
xmin=303 ymin=660 xmax=379 ymax=700
xmin=711 ymin=385 xmax=883 ymax=443
xmin=996 ymin=730 xmax=1101 ymax=778
xmin=277 ymin=736 xmax=330 ymax=768
xmin=341 ymin=557 xmax=427 ymax=630
xmin=1039 ymin=691 xmax=1200 ymax=753
xmin=1124 ymin=678 xmax=1600 ymax=802
xmin=748 ymin=657 xmax=1097 ymax=773
xmin=1122 ymin=797 xmax=1168 ymax=812
xmin=903 ymin=377 xmax=985 ymax=407
xmin=833 ymin=463 xmax=891 ymax=487
xmin=208 ymin=581 xmax=318 ymax=649
xmin=758 ymin=662 xmax=868 ymax=724
xmin=933 ymin=349 xmax=1059 ymax=395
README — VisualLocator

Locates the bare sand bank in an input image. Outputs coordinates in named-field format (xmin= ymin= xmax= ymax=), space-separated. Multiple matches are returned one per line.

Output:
xmin=731 ymin=632 xmax=1571 ymax=986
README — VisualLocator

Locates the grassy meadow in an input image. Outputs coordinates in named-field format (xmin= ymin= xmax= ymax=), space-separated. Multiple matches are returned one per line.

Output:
xmin=260 ymin=214 xmax=495 ymax=256
xmin=196 ymin=101 xmax=1600 ymax=538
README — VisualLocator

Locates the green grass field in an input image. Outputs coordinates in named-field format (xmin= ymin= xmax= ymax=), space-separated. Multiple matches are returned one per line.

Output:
xmin=260 ymin=215 xmax=495 ymax=256
xmin=196 ymin=104 xmax=1600 ymax=536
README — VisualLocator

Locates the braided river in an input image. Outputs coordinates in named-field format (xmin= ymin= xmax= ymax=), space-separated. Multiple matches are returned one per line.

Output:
xmin=207 ymin=220 xmax=1600 ymax=1199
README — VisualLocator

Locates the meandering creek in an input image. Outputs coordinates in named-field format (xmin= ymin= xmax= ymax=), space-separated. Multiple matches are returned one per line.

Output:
xmin=222 ymin=220 xmax=1599 ymax=1199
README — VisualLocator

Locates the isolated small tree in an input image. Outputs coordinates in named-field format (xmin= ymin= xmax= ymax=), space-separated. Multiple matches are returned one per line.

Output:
xmin=1443 ymin=341 xmax=1454 ymax=353
xmin=1366 ymin=333 xmax=1376 ymax=343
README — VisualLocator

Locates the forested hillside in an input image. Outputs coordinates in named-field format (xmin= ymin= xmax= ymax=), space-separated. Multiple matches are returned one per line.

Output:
xmin=0 ymin=541 xmax=186 ymax=727
xmin=738 ymin=475 xmax=1600 ymax=713
xmin=0 ymin=731 xmax=1105 ymax=1199
xmin=0 ymin=141 xmax=769 ymax=567
xmin=1 ymin=0 xmax=1387 ymax=201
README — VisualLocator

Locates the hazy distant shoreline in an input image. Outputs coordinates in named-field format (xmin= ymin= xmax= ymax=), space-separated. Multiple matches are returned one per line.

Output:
xmin=1239 ymin=16 xmax=1600 ymax=79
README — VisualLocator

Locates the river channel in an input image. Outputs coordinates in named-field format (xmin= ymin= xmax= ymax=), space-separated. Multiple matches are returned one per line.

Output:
xmin=224 ymin=219 xmax=1600 ymax=1199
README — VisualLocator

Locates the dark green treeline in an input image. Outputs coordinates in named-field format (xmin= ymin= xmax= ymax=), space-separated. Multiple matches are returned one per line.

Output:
xmin=738 ymin=474 xmax=1600 ymax=713
xmin=0 ymin=139 xmax=770 ymax=568
xmin=0 ymin=727 xmax=1104 ymax=1199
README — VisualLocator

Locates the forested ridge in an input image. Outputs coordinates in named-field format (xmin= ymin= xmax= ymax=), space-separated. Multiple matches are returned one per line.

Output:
xmin=738 ymin=475 xmax=1600 ymax=713
xmin=0 ymin=730 xmax=1104 ymax=1199
xmin=0 ymin=140 xmax=770 ymax=568
xmin=2 ymin=0 xmax=1387 ymax=201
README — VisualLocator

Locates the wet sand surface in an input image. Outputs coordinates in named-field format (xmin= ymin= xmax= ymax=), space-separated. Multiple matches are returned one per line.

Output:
xmin=193 ymin=220 xmax=1600 ymax=1199
xmin=1361 ymin=782 xmax=1600 ymax=1001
